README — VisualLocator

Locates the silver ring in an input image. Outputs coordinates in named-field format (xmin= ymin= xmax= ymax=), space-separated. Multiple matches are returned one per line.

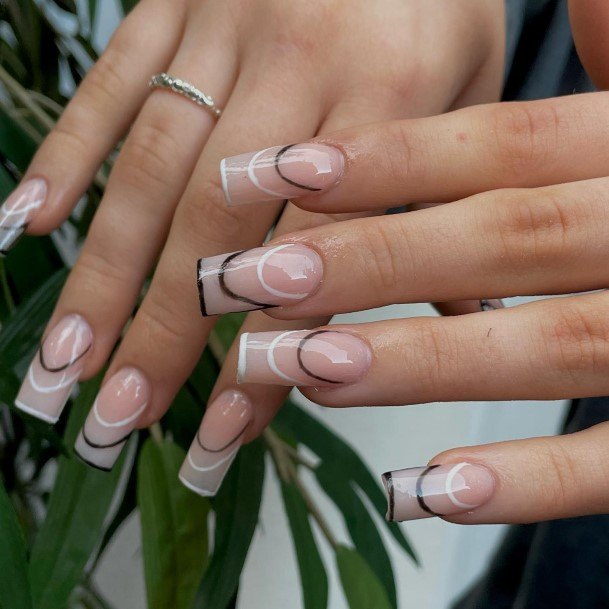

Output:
xmin=148 ymin=73 xmax=222 ymax=118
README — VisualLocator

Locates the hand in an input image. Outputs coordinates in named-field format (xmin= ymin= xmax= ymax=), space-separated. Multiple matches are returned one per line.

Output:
xmin=3 ymin=0 xmax=504 ymax=472
xmin=192 ymin=86 xmax=609 ymax=522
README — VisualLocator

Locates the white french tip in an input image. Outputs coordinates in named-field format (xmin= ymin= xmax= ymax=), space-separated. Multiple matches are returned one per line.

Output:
xmin=178 ymin=474 xmax=216 ymax=497
xmin=237 ymin=332 xmax=248 ymax=384
xmin=220 ymin=158 xmax=234 ymax=206
xmin=14 ymin=399 xmax=59 ymax=424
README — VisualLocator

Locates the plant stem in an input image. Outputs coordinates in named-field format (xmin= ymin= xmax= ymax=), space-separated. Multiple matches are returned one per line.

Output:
xmin=0 ymin=65 xmax=109 ymax=189
xmin=264 ymin=428 xmax=338 ymax=549
xmin=149 ymin=422 xmax=163 ymax=444
xmin=0 ymin=259 xmax=15 ymax=314
xmin=208 ymin=330 xmax=227 ymax=364
xmin=0 ymin=64 xmax=55 ymax=131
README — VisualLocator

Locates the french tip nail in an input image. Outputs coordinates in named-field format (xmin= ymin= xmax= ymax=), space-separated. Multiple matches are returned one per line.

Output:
xmin=13 ymin=399 xmax=59 ymax=424
xmin=178 ymin=474 xmax=215 ymax=497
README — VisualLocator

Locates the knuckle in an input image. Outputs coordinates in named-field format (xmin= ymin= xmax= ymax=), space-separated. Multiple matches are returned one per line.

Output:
xmin=542 ymin=303 xmax=609 ymax=378
xmin=79 ymin=45 xmax=131 ymax=109
xmin=136 ymin=296 xmax=189 ymax=353
xmin=179 ymin=178 xmax=255 ymax=246
xmin=46 ymin=121 xmax=92 ymax=161
xmin=358 ymin=220 xmax=406 ymax=291
xmin=381 ymin=121 xmax=426 ymax=187
xmin=489 ymin=102 xmax=564 ymax=176
xmin=533 ymin=439 xmax=580 ymax=513
xmin=76 ymin=248 xmax=131 ymax=290
xmin=493 ymin=189 xmax=576 ymax=271
xmin=117 ymin=121 xmax=182 ymax=190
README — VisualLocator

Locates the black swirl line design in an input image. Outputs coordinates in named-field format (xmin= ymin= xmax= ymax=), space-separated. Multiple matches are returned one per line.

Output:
xmin=196 ymin=418 xmax=250 ymax=454
xmin=416 ymin=465 xmax=443 ymax=517
xmin=296 ymin=330 xmax=344 ymax=384
xmin=81 ymin=426 xmax=131 ymax=450
xmin=39 ymin=339 xmax=92 ymax=373
xmin=217 ymin=251 xmax=274 ymax=309
xmin=274 ymin=145 xmax=323 ymax=192
xmin=74 ymin=449 xmax=112 ymax=472
xmin=382 ymin=472 xmax=395 ymax=521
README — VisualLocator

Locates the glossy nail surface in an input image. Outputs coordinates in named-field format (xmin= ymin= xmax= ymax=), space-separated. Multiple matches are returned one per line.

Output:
xmin=179 ymin=390 xmax=252 ymax=497
xmin=198 ymin=244 xmax=323 ymax=316
xmin=15 ymin=314 xmax=92 ymax=423
xmin=382 ymin=462 xmax=495 ymax=522
xmin=237 ymin=329 xmax=371 ymax=386
xmin=0 ymin=179 xmax=47 ymax=256
xmin=221 ymin=143 xmax=344 ymax=207
xmin=480 ymin=299 xmax=504 ymax=311
xmin=74 ymin=368 xmax=149 ymax=471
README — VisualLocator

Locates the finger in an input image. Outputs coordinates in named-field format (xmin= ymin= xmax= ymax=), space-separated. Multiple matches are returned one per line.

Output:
xmin=382 ymin=421 xmax=609 ymax=523
xmin=178 ymin=92 xmax=410 ymax=495
xmin=0 ymin=0 xmax=185 ymax=255
xmin=197 ymin=176 xmax=609 ymax=319
xmin=411 ymin=202 xmax=504 ymax=317
xmin=14 ymin=21 xmax=237 ymax=426
xmin=92 ymin=50 xmax=324 ymax=449
xmin=235 ymin=290 xmax=609 ymax=407
xmin=217 ymin=91 xmax=609 ymax=212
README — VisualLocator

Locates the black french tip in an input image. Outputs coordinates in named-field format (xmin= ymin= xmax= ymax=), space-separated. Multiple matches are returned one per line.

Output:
xmin=197 ymin=258 xmax=209 ymax=317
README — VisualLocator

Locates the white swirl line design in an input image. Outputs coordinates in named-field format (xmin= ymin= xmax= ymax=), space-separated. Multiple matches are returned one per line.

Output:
xmin=266 ymin=330 xmax=301 ymax=384
xmin=237 ymin=332 xmax=249 ymax=383
xmin=445 ymin=462 xmax=477 ymax=509
xmin=247 ymin=148 xmax=289 ymax=199
xmin=220 ymin=158 xmax=233 ymax=205
xmin=28 ymin=365 xmax=80 ymax=394
xmin=178 ymin=474 xmax=215 ymax=497
xmin=187 ymin=446 xmax=239 ymax=472
xmin=92 ymin=397 xmax=148 ymax=428
xmin=256 ymin=244 xmax=309 ymax=300
xmin=0 ymin=195 xmax=45 ymax=223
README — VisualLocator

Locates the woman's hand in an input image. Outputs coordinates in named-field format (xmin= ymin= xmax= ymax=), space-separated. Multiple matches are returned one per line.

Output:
xmin=187 ymin=88 xmax=609 ymax=522
xmin=4 ymin=0 xmax=505 ymax=470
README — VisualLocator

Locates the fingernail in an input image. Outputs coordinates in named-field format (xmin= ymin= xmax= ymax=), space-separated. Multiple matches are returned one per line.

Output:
xmin=220 ymin=143 xmax=344 ymax=207
xmin=15 ymin=314 xmax=93 ymax=423
xmin=382 ymin=462 xmax=495 ymax=522
xmin=198 ymin=243 xmax=323 ymax=316
xmin=74 ymin=368 xmax=150 ymax=471
xmin=0 ymin=179 xmax=47 ymax=256
xmin=237 ymin=329 xmax=371 ymax=386
xmin=480 ymin=299 xmax=504 ymax=311
xmin=179 ymin=389 xmax=252 ymax=497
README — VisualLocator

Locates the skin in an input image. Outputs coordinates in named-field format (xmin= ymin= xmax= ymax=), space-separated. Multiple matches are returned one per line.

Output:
xmin=14 ymin=0 xmax=504 ymax=429
xmin=218 ymin=0 xmax=609 ymax=525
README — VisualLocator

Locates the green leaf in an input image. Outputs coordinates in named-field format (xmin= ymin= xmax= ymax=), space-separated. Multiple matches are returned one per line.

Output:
xmin=274 ymin=402 xmax=418 ymax=564
xmin=0 ymin=479 xmax=32 ymax=609
xmin=137 ymin=438 xmax=210 ymax=609
xmin=0 ymin=106 xmax=37 ymax=172
xmin=28 ymin=375 xmax=135 ymax=609
xmin=279 ymin=481 xmax=328 ymax=609
xmin=0 ymin=268 xmax=67 ymax=371
xmin=193 ymin=439 xmax=265 ymax=609
xmin=316 ymin=465 xmax=396 ymax=608
xmin=336 ymin=546 xmax=392 ymax=609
